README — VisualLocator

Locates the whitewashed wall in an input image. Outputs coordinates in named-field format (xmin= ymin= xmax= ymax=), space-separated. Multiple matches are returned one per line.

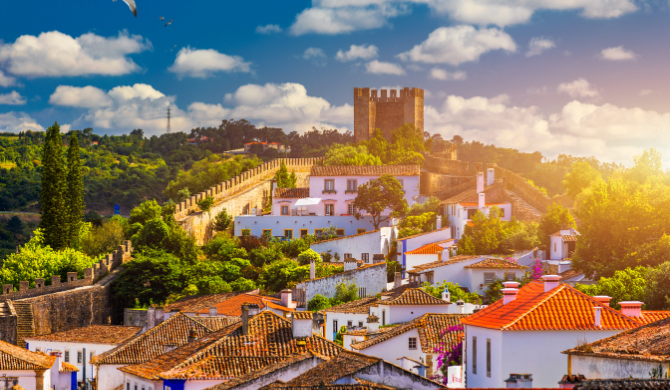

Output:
xmin=184 ymin=380 xmax=225 ymax=390
xmin=372 ymin=304 xmax=449 ymax=325
xmin=297 ymin=263 xmax=387 ymax=303
xmin=405 ymin=254 xmax=438 ymax=272
xmin=97 ymin=365 xmax=126 ymax=390
xmin=123 ymin=372 xmax=159 ymax=390
xmin=569 ymin=355 xmax=665 ymax=380
xmin=234 ymin=215 xmax=391 ymax=237
xmin=353 ymin=328 xmax=426 ymax=372
xmin=323 ymin=312 xmax=370 ymax=341
xmin=412 ymin=256 xmax=486 ymax=291
xmin=0 ymin=370 xmax=40 ymax=390
xmin=26 ymin=339 xmax=122 ymax=382
xmin=310 ymin=227 xmax=397 ymax=262
xmin=467 ymin=268 xmax=524 ymax=295
xmin=398 ymin=228 xmax=452 ymax=271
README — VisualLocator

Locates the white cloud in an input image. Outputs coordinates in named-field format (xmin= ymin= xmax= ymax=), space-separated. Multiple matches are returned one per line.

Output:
xmin=640 ymin=89 xmax=653 ymax=96
xmin=526 ymin=37 xmax=555 ymax=57
xmin=168 ymin=47 xmax=251 ymax=78
xmin=600 ymin=46 xmax=637 ymax=61
xmin=429 ymin=68 xmax=467 ymax=81
xmin=365 ymin=60 xmax=405 ymax=75
xmin=336 ymin=44 xmax=378 ymax=61
xmin=397 ymin=26 xmax=516 ymax=66
xmin=557 ymin=78 xmax=599 ymax=98
xmin=303 ymin=47 xmax=326 ymax=59
xmin=0 ymin=70 xmax=15 ymax=87
xmin=256 ymin=24 xmax=282 ymax=34
xmin=0 ymin=112 xmax=44 ymax=132
xmin=0 ymin=91 xmax=26 ymax=105
xmin=0 ymin=31 xmax=149 ymax=77
xmin=49 ymin=86 xmax=112 ymax=108
xmin=289 ymin=4 xmax=405 ymax=35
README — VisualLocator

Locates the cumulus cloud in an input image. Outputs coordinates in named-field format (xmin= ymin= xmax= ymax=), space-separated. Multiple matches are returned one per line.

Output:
xmin=365 ymin=60 xmax=405 ymax=75
xmin=0 ymin=70 xmax=15 ymax=87
xmin=600 ymin=46 xmax=637 ymax=61
xmin=168 ymin=47 xmax=251 ymax=78
xmin=557 ymin=78 xmax=599 ymax=99
xmin=0 ymin=112 xmax=44 ymax=132
xmin=289 ymin=4 xmax=405 ymax=35
xmin=429 ymin=68 xmax=467 ymax=81
xmin=0 ymin=31 xmax=149 ymax=77
xmin=397 ymin=26 xmax=516 ymax=66
xmin=526 ymin=37 xmax=555 ymax=57
xmin=49 ymin=86 xmax=112 ymax=108
xmin=256 ymin=24 xmax=282 ymax=34
xmin=303 ymin=47 xmax=327 ymax=66
xmin=0 ymin=91 xmax=26 ymax=105
xmin=336 ymin=44 xmax=378 ymax=61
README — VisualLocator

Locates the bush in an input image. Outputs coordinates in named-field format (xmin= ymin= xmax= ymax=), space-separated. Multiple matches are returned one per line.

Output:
xmin=307 ymin=294 xmax=331 ymax=312
xmin=213 ymin=209 xmax=233 ymax=232
xmin=297 ymin=249 xmax=322 ymax=266
xmin=422 ymin=281 xmax=480 ymax=304
xmin=238 ymin=235 xmax=267 ymax=252
xmin=645 ymin=262 xmax=670 ymax=310
xmin=331 ymin=282 xmax=359 ymax=306
xmin=248 ymin=245 xmax=284 ymax=268
xmin=203 ymin=233 xmax=248 ymax=262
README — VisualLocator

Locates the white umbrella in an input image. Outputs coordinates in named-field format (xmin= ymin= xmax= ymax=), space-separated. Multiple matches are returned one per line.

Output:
xmin=294 ymin=198 xmax=321 ymax=206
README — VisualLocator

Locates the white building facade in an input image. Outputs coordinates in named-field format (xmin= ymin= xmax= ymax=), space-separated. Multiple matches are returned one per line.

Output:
xmin=549 ymin=228 xmax=579 ymax=260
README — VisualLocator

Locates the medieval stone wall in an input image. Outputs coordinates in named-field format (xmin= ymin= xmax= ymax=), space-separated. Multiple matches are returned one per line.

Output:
xmin=423 ymin=154 xmax=471 ymax=176
xmin=489 ymin=163 xmax=573 ymax=212
xmin=353 ymin=87 xmax=424 ymax=143
xmin=420 ymin=171 xmax=474 ymax=197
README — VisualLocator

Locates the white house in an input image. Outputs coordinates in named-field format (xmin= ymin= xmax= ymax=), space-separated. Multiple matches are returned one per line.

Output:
xmin=0 ymin=340 xmax=55 ymax=390
xmin=24 ymin=325 xmax=141 ymax=384
xmin=368 ymin=288 xmax=451 ymax=326
xmin=406 ymin=256 xmax=527 ymax=295
xmin=396 ymin=227 xmax=454 ymax=276
xmin=310 ymin=227 xmax=397 ymax=264
xmin=549 ymin=228 xmax=579 ymax=260
xmin=460 ymin=276 xmax=644 ymax=388
xmin=321 ymin=297 xmax=381 ymax=341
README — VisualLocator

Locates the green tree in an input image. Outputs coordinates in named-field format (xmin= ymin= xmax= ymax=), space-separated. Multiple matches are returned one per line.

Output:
xmin=386 ymin=124 xmax=425 ymax=165
xmin=197 ymin=196 xmax=214 ymax=215
xmin=538 ymin=204 xmax=576 ymax=248
xmin=40 ymin=122 xmax=68 ymax=250
xmin=213 ymin=208 xmax=233 ymax=232
xmin=422 ymin=281 xmax=480 ymax=304
xmin=129 ymin=200 xmax=162 ymax=225
xmin=500 ymin=221 xmax=541 ymax=252
xmin=66 ymin=134 xmax=84 ymax=248
xmin=324 ymin=144 xmax=381 ymax=166
xmin=398 ymin=212 xmax=436 ymax=239
xmin=259 ymin=259 xmax=307 ymax=293
xmin=645 ymin=262 xmax=670 ymax=310
xmin=334 ymin=325 xmax=347 ymax=346
xmin=562 ymin=161 xmax=602 ymax=198
xmin=574 ymin=266 xmax=648 ymax=310
xmin=203 ymin=233 xmax=248 ymax=262
xmin=458 ymin=207 xmax=510 ymax=255
xmin=352 ymin=174 xmax=408 ymax=230
xmin=331 ymin=281 xmax=359 ymax=305
xmin=307 ymin=294 xmax=331 ymax=312
xmin=297 ymin=248 xmax=322 ymax=266
xmin=275 ymin=160 xmax=297 ymax=188
xmin=81 ymin=218 xmax=126 ymax=258
xmin=6 ymin=216 xmax=24 ymax=241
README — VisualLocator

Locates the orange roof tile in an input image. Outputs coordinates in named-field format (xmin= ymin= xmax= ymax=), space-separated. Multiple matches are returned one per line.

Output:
xmin=640 ymin=311 xmax=670 ymax=325
xmin=562 ymin=235 xmax=578 ymax=242
xmin=405 ymin=243 xmax=445 ymax=255
xmin=274 ymin=188 xmax=309 ymax=199
xmin=463 ymin=258 xmax=528 ymax=270
xmin=165 ymin=290 xmax=259 ymax=313
xmin=25 ymin=325 xmax=141 ymax=345
xmin=194 ymin=294 xmax=291 ymax=316
xmin=0 ymin=340 xmax=55 ymax=370
xmin=310 ymin=165 xmax=420 ymax=177
xmin=407 ymin=255 xmax=483 ymax=273
xmin=60 ymin=362 xmax=79 ymax=373
xmin=321 ymin=297 xmax=379 ymax=314
xmin=461 ymin=282 xmax=642 ymax=331
xmin=160 ymin=356 xmax=285 ymax=380
xmin=292 ymin=311 xmax=313 ymax=320
xmin=458 ymin=202 xmax=509 ymax=207
xmin=378 ymin=288 xmax=449 ymax=306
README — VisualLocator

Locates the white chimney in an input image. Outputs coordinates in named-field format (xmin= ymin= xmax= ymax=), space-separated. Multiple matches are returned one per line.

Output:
xmin=487 ymin=168 xmax=495 ymax=186
xmin=209 ymin=306 xmax=218 ymax=316
xmin=367 ymin=314 xmax=380 ymax=334
xmin=558 ymin=260 xmax=572 ymax=274
xmin=478 ymin=192 xmax=485 ymax=209
xmin=310 ymin=260 xmax=315 ymax=280
xmin=502 ymin=288 xmax=519 ymax=305
xmin=442 ymin=288 xmax=451 ymax=303
xmin=620 ymin=301 xmax=643 ymax=318
xmin=477 ymin=172 xmax=485 ymax=193
xmin=281 ymin=289 xmax=293 ymax=308
xmin=594 ymin=306 xmax=602 ymax=327
xmin=542 ymin=275 xmax=561 ymax=292
xmin=441 ymin=248 xmax=450 ymax=263
xmin=248 ymin=303 xmax=260 ymax=316
xmin=503 ymin=281 xmax=520 ymax=289
xmin=505 ymin=374 xmax=533 ymax=388
xmin=436 ymin=216 xmax=442 ymax=230
xmin=147 ymin=307 xmax=156 ymax=329
xmin=394 ymin=272 xmax=402 ymax=288
xmin=593 ymin=296 xmax=611 ymax=307
xmin=155 ymin=307 xmax=165 ymax=324
xmin=292 ymin=312 xmax=313 ymax=339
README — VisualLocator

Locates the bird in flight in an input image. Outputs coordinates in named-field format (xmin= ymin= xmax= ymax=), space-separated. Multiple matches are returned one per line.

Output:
xmin=164 ymin=19 xmax=174 ymax=27
xmin=160 ymin=16 xmax=164 ymax=21
xmin=113 ymin=0 xmax=137 ymax=17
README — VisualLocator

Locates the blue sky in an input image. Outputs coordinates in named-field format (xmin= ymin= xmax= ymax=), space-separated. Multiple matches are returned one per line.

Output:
xmin=2 ymin=0 xmax=670 ymax=164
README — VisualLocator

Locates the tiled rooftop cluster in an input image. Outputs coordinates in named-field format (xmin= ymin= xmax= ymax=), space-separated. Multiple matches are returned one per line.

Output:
xmin=26 ymin=325 xmax=141 ymax=344
xmin=0 ymin=340 xmax=55 ymax=370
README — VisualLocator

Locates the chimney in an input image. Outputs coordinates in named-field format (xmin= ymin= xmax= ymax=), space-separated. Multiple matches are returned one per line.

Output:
xmin=209 ymin=306 xmax=218 ymax=316
xmin=292 ymin=312 xmax=313 ymax=340
xmin=478 ymin=192 xmax=485 ymax=209
xmin=457 ymin=299 xmax=465 ymax=314
xmin=620 ymin=301 xmax=643 ymax=318
xmin=477 ymin=171 xmax=484 ymax=193
xmin=50 ymin=350 xmax=63 ymax=372
xmin=188 ymin=327 xmax=198 ymax=343
xmin=594 ymin=306 xmax=602 ymax=327
xmin=310 ymin=260 xmax=315 ymax=280
xmin=559 ymin=374 xmax=585 ymax=389
xmin=155 ymin=307 xmax=165 ymax=324
xmin=442 ymin=287 xmax=451 ymax=303
xmin=558 ymin=260 xmax=572 ymax=274
xmin=487 ymin=167 xmax=495 ymax=186
xmin=281 ymin=289 xmax=293 ymax=308
xmin=436 ymin=216 xmax=442 ymax=230
xmin=505 ymin=373 xmax=533 ymax=388
xmin=312 ymin=312 xmax=324 ymax=334
xmin=394 ymin=272 xmax=402 ymax=288
xmin=593 ymin=296 xmax=611 ymax=307
xmin=502 ymin=282 xmax=520 ymax=305
xmin=248 ymin=303 xmax=260 ymax=316
xmin=344 ymin=258 xmax=358 ymax=271
xmin=367 ymin=313 xmax=380 ymax=334
xmin=542 ymin=275 xmax=561 ymax=292
xmin=442 ymin=248 xmax=450 ymax=262
xmin=241 ymin=304 xmax=249 ymax=335
xmin=146 ymin=307 xmax=156 ymax=330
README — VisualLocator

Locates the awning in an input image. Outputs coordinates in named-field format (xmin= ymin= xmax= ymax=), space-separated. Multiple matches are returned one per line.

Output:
xmin=294 ymin=198 xmax=321 ymax=206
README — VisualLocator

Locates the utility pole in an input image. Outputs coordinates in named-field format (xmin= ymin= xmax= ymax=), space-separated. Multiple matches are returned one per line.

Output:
xmin=166 ymin=106 xmax=171 ymax=133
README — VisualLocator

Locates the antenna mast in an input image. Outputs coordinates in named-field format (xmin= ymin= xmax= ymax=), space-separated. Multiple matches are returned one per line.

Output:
xmin=166 ymin=106 xmax=171 ymax=133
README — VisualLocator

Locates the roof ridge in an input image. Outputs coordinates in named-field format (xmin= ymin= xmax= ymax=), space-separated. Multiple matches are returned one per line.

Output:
xmin=501 ymin=283 xmax=567 ymax=330
xmin=562 ymin=284 xmax=644 ymax=326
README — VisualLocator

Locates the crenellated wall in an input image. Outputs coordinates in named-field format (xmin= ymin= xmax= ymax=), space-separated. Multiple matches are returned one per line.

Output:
xmin=420 ymin=171 xmax=474 ymax=197
xmin=423 ymin=154 xmax=471 ymax=176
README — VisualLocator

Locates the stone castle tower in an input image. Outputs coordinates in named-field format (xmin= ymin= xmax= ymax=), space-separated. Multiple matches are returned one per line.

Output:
xmin=353 ymin=87 xmax=424 ymax=143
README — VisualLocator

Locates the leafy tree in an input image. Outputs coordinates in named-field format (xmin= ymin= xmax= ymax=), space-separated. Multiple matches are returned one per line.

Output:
xmin=248 ymin=245 xmax=283 ymax=267
xmin=644 ymin=262 xmax=670 ymax=310
xmin=484 ymin=275 xmax=528 ymax=304
xmin=407 ymin=196 xmax=441 ymax=217
xmin=538 ymin=204 xmax=576 ymax=248
xmin=307 ymin=294 xmax=331 ymax=312
xmin=352 ymin=174 xmax=408 ymax=230
xmin=129 ymin=200 xmax=162 ymax=225
xmin=6 ymin=216 xmax=24 ymax=241
xmin=297 ymin=249 xmax=322 ymax=266
xmin=575 ymin=266 xmax=648 ymax=310
xmin=500 ymin=221 xmax=541 ymax=252
xmin=197 ymin=196 xmax=214 ymax=215
xmin=324 ymin=144 xmax=381 ymax=166
xmin=275 ymin=160 xmax=297 ymax=188
xmin=230 ymin=277 xmax=256 ymax=291
xmin=81 ymin=218 xmax=126 ymax=258
xmin=398 ymin=212 xmax=436 ymax=239
xmin=213 ymin=208 xmax=233 ymax=232
xmin=458 ymin=207 xmax=510 ymax=255
xmin=203 ymin=233 xmax=248 ymax=262
xmin=422 ymin=281 xmax=480 ymax=304
xmin=386 ymin=124 xmax=425 ymax=165
xmin=66 ymin=134 xmax=84 ymax=249
xmin=259 ymin=259 xmax=307 ymax=293
xmin=40 ymin=122 xmax=68 ymax=250
xmin=386 ymin=260 xmax=403 ymax=283
xmin=131 ymin=218 xmax=171 ymax=250
xmin=331 ymin=281 xmax=359 ymax=305
xmin=562 ymin=161 xmax=602 ymax=198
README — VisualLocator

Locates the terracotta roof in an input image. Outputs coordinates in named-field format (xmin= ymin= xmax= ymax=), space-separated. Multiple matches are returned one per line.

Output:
xmin=343 ymin=326 xmax=398 ymax=337
xmin=463 ymin=258 xmax=528 ymax=269
xmin=25 ymin=325 xmax=141 ymax=345
xmin=92 ymin=313 xmax=224 ymax=365
xmin=458 ymin=202 xmax=508 ymax=207
xmin=284 ymin=351 xmax=379 ymax=387
xmin=192 ymin=316 xmax=241 ymax=330
xmin=193 ymin=294 xmax=291 ymax=316
xmin=378 ymin=288 xmax=449 ymax=306
xmin=293 ymin=312 xmax=313 ymax=320
xmin=406 ymin=255 xmax=483 ymax=273
xmin=439 ymin=181 xmax=503 ymax=205
xmin=396 ymin=227 xmax=450 ymax=241
xmin=558 ymin=268 xmax=584 ymax=282
xmin=321 ymin=297 xmax=379 ymax=314
xmin=165 ymin=290 xmax=259 ymax=313
xmin=405 ymin=243 xmax=445 ymax=255
xmin=310 ymin=165 xmax=420 ymax=177
xmin=160 ymin=356 xmax=285 ymax=380
xmin=461 ymin=282 xmax=642 ymax=331
xmin=310 ymin=229 xmax=380 ymax=245
xmin=351 ymin=313 xmax=466 ymax=352
xmin=261 ymin=385 xmax=395 ymax=390
xmin=573 ymin=379 xmax=670 ymax=389
xmin=640 ymin=311 xmax=670 ymax=325
xmin=60 ymin=362 xmax=80 ymax=373
xmin=274 ymin=188 xmax=309 ymax=199
xmin=0 ymin=340 xmax=55 ymax=370
xmin=562 ymin=235 xmax=578 ymax=242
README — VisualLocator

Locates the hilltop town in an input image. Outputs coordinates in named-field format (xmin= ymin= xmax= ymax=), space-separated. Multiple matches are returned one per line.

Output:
xmin=0 ymin=86 xmax=669 ymax=390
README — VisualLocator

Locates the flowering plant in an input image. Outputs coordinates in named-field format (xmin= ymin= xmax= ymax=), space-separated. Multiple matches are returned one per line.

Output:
xmin=432 ymin=324 xmax=464 ymax=384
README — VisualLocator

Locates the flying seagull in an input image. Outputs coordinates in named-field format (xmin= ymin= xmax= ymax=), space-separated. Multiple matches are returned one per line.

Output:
xmin=164 ymin=19 xmax=174 ymax=27
xmin=160 ymin=16 xmax=164 ymax=21
xmin=113 ymin=0 xmax=137 ymax=17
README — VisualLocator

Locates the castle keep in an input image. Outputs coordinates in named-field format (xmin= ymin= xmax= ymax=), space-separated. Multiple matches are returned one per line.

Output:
xmin=353 ymin=87 xmax=424 ymax=143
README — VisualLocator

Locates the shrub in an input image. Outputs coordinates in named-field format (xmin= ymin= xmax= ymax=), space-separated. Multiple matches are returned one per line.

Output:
xmin=307 ymin=294 xmax=331 ymax=312
xmin=297 ymin=249 xmax=322 ymax=266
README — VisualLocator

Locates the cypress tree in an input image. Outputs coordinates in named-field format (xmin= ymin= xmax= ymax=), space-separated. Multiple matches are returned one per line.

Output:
xmin=40 ymin=122 xmax=67 ymax=250
xmin=66 ymin=133 xmax=84 ymax=248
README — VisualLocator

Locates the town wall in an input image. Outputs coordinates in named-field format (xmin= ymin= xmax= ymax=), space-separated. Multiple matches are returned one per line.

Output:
xmin=423 ymin=154 xmax=471 ymax=176
xmin=354 ymin=87 xmax=424 ymax=143
xmin=420 ymin=171 xmax=474 ymax=197
xmin=297 ymin=262 xmax=387 ymax=304
xmin=489 ymin=163 xmax=573 ymax=212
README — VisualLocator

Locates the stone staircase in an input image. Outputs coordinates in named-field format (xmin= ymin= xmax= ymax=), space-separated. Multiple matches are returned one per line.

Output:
xmin=14 ymin=302 xmax=34 ymax=348
xmin=506 ymin=189 xmax=543 ymax=221
xmin=0 ymin=302 xmax=12 ymax=317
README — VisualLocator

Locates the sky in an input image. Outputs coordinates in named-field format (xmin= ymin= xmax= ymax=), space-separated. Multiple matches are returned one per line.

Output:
xmin=1 ymin=0 xmax=670 ymax=165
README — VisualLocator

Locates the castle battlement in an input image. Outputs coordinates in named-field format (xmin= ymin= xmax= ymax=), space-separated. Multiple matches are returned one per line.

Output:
xmin=353 ymin=87 xmax=424 ymax=143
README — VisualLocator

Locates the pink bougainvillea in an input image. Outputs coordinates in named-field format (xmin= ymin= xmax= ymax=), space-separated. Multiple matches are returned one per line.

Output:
xmin=433 ymin=324 xmax=464 ymax=384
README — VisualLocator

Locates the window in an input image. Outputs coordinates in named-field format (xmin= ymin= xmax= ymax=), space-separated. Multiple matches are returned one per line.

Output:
xmin=35 ymin=347 xmax=41 ymax=352
xmin=356 ymin=228 xmax=366 ymax=234
xmin=324 ymin=179 xmax=335 ymax=191
xmin=486 ymin=339 xmax=491 ymax=377
xmin=382 ymin=310 xmax=386 ymax=325
xmin=283 ymin=229 xmax=293 ymax=239
xmin=281 ymin=205 xmax=289 ymax=215
xmin=241 ymin=229 xmax=251 ymax=236
xmin=135 ymin=384 xmax=138 ymax=390
xmin=325 ymin=204 xmax=335 ymax=216
xmin=348 ymin=320 xmax=353 ymax=327
xmin=262 ymin=229 xmax=272 ymax=238
xmin=77 ymin=351 xmax=83 ymax=364
xmin=347 ymin=204 xmax=358 ymax=215
xmin=314 ymin=229 xmax=323 ymax=236
xmin=344 ymin=253 xmax=352 ymax=259
xmin=347 ymin=179 xmax=358 ymax=192
xmin=554 ymin=243 xmax=557 ymax=252
xmin=64 ymin=350 xmax=70 ymax=363
xmin=472 ymin=337 xmax=477 ymax=375
xmin=484 ymin=273 xmax=495 ymax=284
xmin=359 ymin=287 xmax=367 ymax=297
xmin=300 ymin=229 xmax=308 ymax=238
xmin=361 ymin=253 xmax=369 ymax=262
xmin=358 ymin=321 xmax=363 ymax=327
xmin=333 ymin=320 xmax=338 ymax=332
xmin=336 ymin=229 xmax=345 ymax=236
xmin=505 ymin=273 xmax=515 ymax=281
xmin=126 ymin=383 xmax=130 ymax=390
xmin=409 ymin=337 xmax=417 ymax=350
